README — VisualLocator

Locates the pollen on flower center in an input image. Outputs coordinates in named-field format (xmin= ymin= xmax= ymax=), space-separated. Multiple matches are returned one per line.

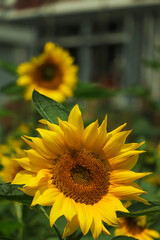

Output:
xmin=51 ymin=148 xmax=110 ymax=205
xmin=71 ymin=165 xmax=93 ymax=186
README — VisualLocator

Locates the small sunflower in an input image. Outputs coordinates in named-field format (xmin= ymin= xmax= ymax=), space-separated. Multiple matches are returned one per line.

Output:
xmin=115 ymin=215 xmax=160 ymax=240
xmin=0 ymin=155 xmax=23 ymax=182
xmin=0 ymin=142 xmax=24 ymax=182
xmin=0 ymin=124 xmax=29 ymax=182
xmin=12 ymin=105 xmax=150 ymax=239
xmin=17 ymin=42 xmax=78 ymax=102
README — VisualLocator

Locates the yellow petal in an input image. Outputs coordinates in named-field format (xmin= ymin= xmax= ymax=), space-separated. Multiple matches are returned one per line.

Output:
xmin=121 ymin=141 xmax=145 ymax=152
xmin=17 ymin=76 xmax=31 ymax=86
xmin=94 ymin=199 xmax=119 ymax=226
xmin=15 ymin=157 xmax=41 ymax=172
xmin=21 ymin=186 xmax=37 ymax=196
xmin=36 ymin=128 xmax=65 ymax=155
xmin=93 ymin=115 xmax=107 ymax=151
xmin=17 ymin=62 xmax=34 ymax=75
xmin=39 ymin=119 xmax=64 ymax=137
xmin=134 ymin=196 xmax=150 ymax=205
xmin=59 ymin=84 xmax=73 ymax=97
xmin=103 ymin=194 xmax=129 ymax=213
xmin=83 ymin=120 xmax=99 ymax=150
xmin=24 ymin=85 xmax=34 ymax=100
xmin=90 ymin=209 xmax=103 ymax=240
xmin=36 ymin=169 xmax=52 ymax=184
xmin=44 ymin=42 xmax=55 ymax=53
xmin=114 ymin=227 xmax=125 ymax=236
xmin=68 ymin=105 xmax=84 ymax=134
xmin=31 ymin=186 xmax=60 ymax=206
xmin=22 ymin=136 xmax=56 ymax=159
xmin=110 ymin=170 xmax=151 ymax=184
xmin=63 ymin=197 xmax=77 ymax=221
xmin=140 ymin=231 xmax=155 ymax=240
xmin=62 ymin=215 xmax=79 ymax=238
xmin=12 ymin=170 xmax=37 ymax=187
xmin=108 ymin=150 xmax=144 ymax=170
xmin=50 ymin=193 xmax=65 ymax=226
xmin=147 ymin=229 xmax=160 ymax=238
xmin=26 ymin=149 xmax=52 ymax=168
xmin=104 ymin=131 xmax=132 ymax=158
xmin=38 ymin=87 xmax=65 ymax=103
xmin=102 ymin=225 xmax=111 ymax=236
xmin=107 ymin=123 xmax=127 ymax=139
xmin=109 ymin=185 xmax=146 ymax=200
xmin=58 ymin=119 xmax=81 ymax=149
xmin=76 ymin=203 xmax=93 ymax=235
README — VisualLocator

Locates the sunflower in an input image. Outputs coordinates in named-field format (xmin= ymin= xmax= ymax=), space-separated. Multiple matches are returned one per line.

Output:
xmin=17 ymin=42 xmax=78 ymax=102
xmin=115 ymin=215 xmax=160 ymax=240
xmin=0 ymin=142 xmax=24 ymax=182
xmin=0 ymin=124 xmax=29 ymax=182
xmin=0 ymin=155 xmax=23 ymax=182
xmin=12 ymin=105 xmax=150 ymax=239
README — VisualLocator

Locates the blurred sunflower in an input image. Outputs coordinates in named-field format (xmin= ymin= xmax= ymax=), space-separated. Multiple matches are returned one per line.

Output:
xmin=12 ymin=105 xmax=150 ymax=239
xmin=147 ymin=174 xmax=160 ymax=187
xmin=17 ymin=42 xmax=78 ymax=102
xmin=0 ymin=124 xmax=30 ymax=182
xmin=0 ymin=141 xmax=24 ymax=182
xmin=115 ymin=215 xmax=160 ymax=240
xmin=0 ymin=155 xmax=23 ymax=182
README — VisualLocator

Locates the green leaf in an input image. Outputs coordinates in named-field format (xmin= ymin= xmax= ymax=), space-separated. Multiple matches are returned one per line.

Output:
xmin=0 ymin=183 xmax=32 ymax=206
xmin=0 ymin=82 xmax=24 ymax=95
xmin=32 ymin=90 xmax=69 ymax=124
xmin=123 ymin=86 xmax=150 ymax=98
xmin=117 ymin=201 xmax=160 ymax=218
xmin=74 ymin=82 xmax=117 ymax=99
xmin=111 ymin=236 xmax=138 ymax=240
xmin=0 ymin=219 xmax=22 ymax=238
xmin=0 ymin=59 xmax=17 ymax=76
xmin=0 ymin=183 xmax=50 ymax=220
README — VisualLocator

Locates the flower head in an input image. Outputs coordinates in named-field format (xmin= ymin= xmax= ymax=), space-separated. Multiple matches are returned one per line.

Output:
xmin=12 ymin=105 xmax=150 ymax=239
xmin=0 ymin=140 xmax=24 ymax=182
xmin=0 ymin=124 xmax=30 ymax=182
xmin=0 ymin=155 xmax=23 ymax=182
xmin=115 ymin=215 xmax=160 ymax=240
xmin=17 ymin=42 xmax=78 ymax=102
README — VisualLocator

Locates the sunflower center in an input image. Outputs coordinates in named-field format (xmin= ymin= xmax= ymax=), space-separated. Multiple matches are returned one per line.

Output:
xmin=41 ymin=64 xmax=56 ymax=81
xmin=124 ymin=216 xmax=146 ymax=234
xmin=51 ymin=149 xmax=110 ymax=205
xmin=71 ymin=165 xmax=93 ymax=185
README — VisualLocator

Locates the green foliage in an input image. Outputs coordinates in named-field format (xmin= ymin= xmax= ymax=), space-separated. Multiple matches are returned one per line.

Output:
xmin=74 ymin=82 xmax=117 ymax=99
xmin=0 ymin=238 xmax=14 ymax=240
xmin=0 ymin=106 xmax=12 ymax=117
xmin=0 ymin=183 xmax=32 ymax=206
xmin=32 ymin=90 xmax=69 ymax=124
xmin=0 ymin=219 xmax=22 ymax=238
xmin=122 ymin=86 xmax=150 ymax=98
xmin=0 ymin=82 xmax=24 ymax=95
xmin=117 ymin=201 xmax=160 ymax=218
xmin=0 ymin=59 xmax=17 ymax=76
xmin=143 ymin=59 xmax=160 ymax=71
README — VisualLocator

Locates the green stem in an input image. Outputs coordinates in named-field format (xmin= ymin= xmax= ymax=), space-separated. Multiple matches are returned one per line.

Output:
xmin=14 ymin=203 xmax=23 ymax=240
xmin=52 ymin=224 xmax=63 ymax=240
